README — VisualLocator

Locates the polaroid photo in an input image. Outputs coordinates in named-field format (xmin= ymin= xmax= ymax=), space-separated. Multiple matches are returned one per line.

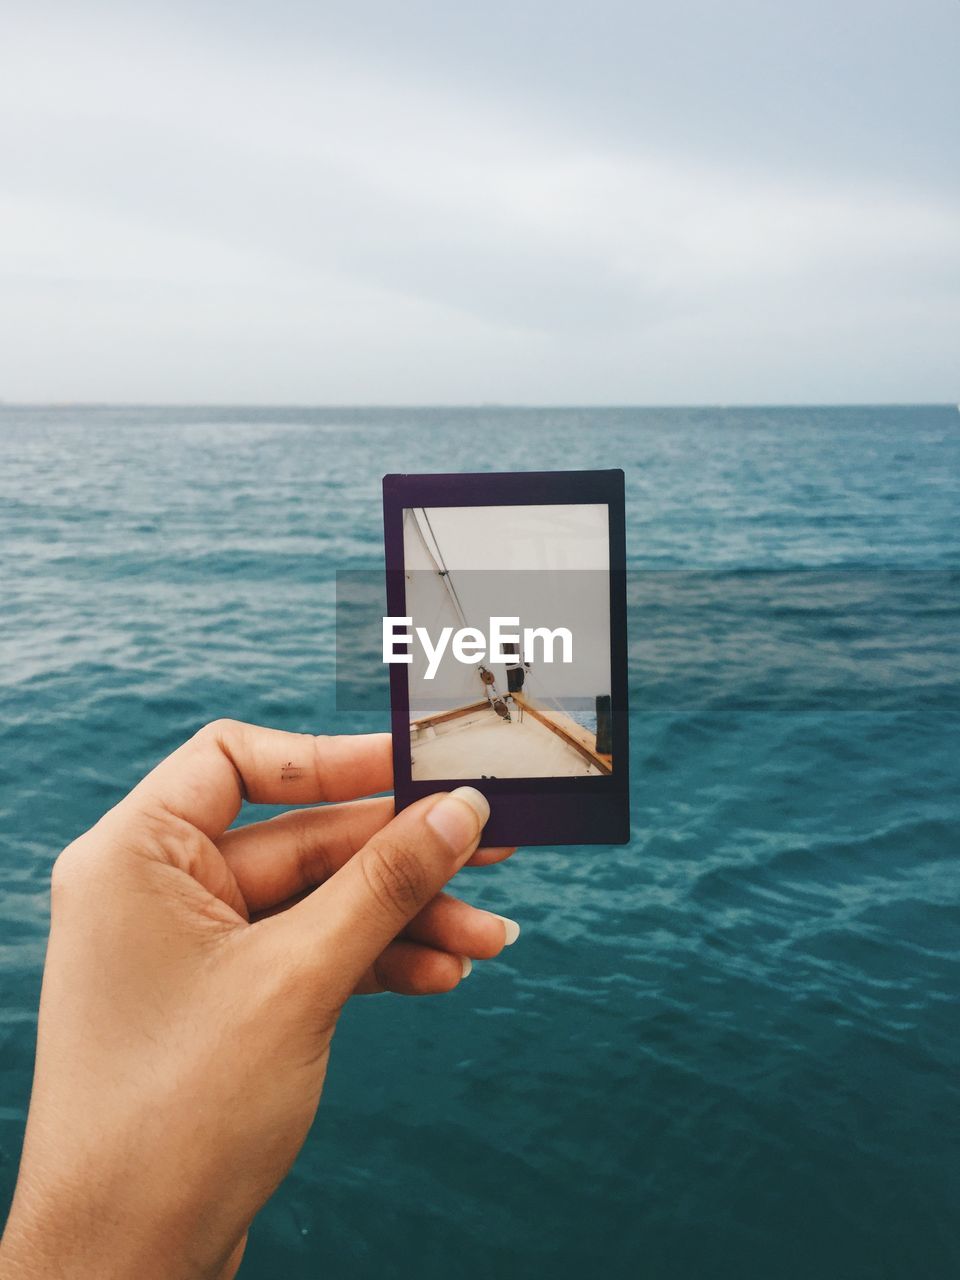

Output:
xmin=382 ymin=470 xmax=629 ymax=846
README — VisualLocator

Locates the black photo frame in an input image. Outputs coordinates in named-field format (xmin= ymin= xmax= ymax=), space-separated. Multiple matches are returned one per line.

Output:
xmin=382 ymin=469 xmax=630 ymax=846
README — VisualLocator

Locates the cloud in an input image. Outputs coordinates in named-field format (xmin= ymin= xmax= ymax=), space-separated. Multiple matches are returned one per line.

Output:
xmin=0 ymin=5 xmax=957 ymax=401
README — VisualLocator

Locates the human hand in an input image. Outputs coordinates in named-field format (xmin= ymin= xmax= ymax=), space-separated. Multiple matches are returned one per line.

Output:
xmin=0 ymin=721 xmax=518 ymax=1280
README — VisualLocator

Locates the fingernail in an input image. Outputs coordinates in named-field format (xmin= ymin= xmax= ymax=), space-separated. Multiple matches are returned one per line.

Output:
xmin=493 ymin=914 xmax=521 ymax=946
xmin=460 ymin=955 xmax=473 ymax=979
xmin=426 ymin=787 xmax=489 ymax=856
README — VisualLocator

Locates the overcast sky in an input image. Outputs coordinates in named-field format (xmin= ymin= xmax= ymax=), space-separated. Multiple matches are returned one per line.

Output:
xmin=1 ymin=1 xmax=957 ymax=404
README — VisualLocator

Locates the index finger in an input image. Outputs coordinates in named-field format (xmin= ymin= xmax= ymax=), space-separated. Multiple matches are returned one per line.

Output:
xmin=117 ymin=720 xmax=392 ymax=839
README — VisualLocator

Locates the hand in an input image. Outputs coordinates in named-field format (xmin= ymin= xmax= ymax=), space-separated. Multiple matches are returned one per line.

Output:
xmin=0 ymin=721 xmax=518 ymax=1280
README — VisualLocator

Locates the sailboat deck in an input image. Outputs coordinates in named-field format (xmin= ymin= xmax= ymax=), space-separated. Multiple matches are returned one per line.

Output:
xmin=410 ymin=701 xmax=605 ymax=779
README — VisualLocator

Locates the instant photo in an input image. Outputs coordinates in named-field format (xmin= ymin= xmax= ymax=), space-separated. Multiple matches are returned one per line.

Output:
xmin=383 ymin=471 xmax=630 ymax=846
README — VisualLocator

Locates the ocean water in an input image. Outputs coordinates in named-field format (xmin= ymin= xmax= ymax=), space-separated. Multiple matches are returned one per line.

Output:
xmin=1 ymin=405 xmax=958 ymax=1278
xmin=558 ymin=697 xmax=598 ymax=735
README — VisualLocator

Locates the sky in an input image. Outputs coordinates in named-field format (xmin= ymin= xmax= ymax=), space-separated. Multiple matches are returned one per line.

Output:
xmin=0 ymin=0 xmax=957 ymax=404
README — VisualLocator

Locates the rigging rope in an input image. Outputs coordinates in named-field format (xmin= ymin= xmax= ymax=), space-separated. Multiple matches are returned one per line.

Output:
xmin=408 ymin=507 xmax=509 ymax=715
xmin=420 ymin=508 xmax=473 ymax=632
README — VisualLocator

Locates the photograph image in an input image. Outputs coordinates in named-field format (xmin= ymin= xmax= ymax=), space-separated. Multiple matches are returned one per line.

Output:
xmin=402 ymin=503 xmax=614 ymax=780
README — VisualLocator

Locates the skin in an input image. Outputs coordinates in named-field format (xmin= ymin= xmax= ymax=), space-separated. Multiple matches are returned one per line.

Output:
xmin=0 ymin=720 xmax=517 ymax=1280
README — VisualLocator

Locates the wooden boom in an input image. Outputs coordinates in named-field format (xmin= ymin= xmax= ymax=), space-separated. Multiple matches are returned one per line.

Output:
xmin=410 ymin=699 xmax=490 ymax=731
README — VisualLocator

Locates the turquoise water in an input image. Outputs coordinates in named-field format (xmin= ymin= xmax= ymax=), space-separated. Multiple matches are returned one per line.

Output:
xmin=1 ymin=405 xmax=958 ymax=1277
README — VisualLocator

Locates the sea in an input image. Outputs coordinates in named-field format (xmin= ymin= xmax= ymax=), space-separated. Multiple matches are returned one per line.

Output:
xmin=561 ymin=696 xmax=598 ymax=734
xmin=1 ymin=405 xmax=958 ymax=1278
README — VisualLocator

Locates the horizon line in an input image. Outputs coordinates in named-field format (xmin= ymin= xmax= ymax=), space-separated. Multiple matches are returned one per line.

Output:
xmin=1 ymin=400 xmax=956 ymax=411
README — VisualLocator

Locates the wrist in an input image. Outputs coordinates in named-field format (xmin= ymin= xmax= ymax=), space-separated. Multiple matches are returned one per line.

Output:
xmin=1 ymin=1191 xmax=135 ymax=1280
xmin=0 ymin=1185 xmax=228 ymax=1280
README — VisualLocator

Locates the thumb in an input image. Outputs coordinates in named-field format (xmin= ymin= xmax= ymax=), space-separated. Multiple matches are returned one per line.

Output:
xmin=276 ymin=787 xmax=489 ymax=997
